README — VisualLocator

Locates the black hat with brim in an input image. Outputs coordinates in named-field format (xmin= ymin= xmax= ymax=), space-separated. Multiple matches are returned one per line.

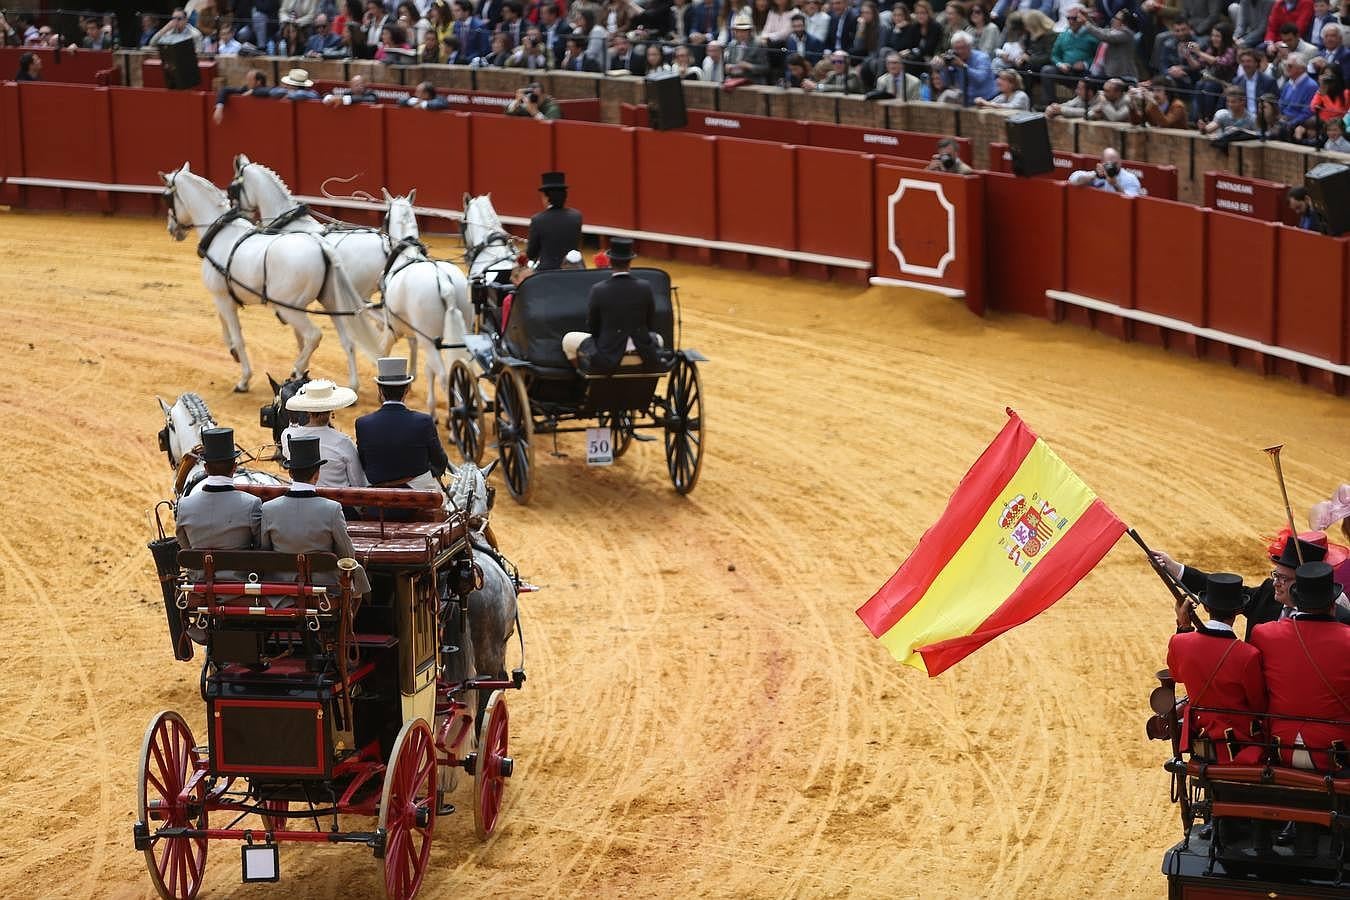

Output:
xmin=607 ymin=237 xmax=636 ymax=261
xmin=1272 ymin=535 xmax=1327 ymax=568
xmin=284 ymin=436 xmax=328 ymax=470
xmin=200 ymin=427 xmax=240 ymax=463
xmin=1198 ymin=572 xmax=1245 ymax=614
xmin=1291 ymin=561 xmax=1344 ymax=611
xmin=539 ymin=170 xmax=568 ymax=192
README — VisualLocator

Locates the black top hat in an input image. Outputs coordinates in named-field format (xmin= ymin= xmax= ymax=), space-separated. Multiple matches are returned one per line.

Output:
xmin=1198 ymin=572 xmax=1245 ymax=614
xmin=539 ymin=171 xmax=568 ymax=192
xmin=1291 ymin=561 xmax=1343 ymax=611
xmin=283 ymin=436 xmax=328 ymax=470
xmin=199 ymin=427 xmax=240 ymax=463
xmin=607 ymin=237 xmax=636 ymax=261
xmin=1271 ymin=535 xmax=1327 ymax=568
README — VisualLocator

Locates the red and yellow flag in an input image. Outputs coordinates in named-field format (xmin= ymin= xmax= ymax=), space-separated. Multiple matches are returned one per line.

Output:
xmin=857 ymin=410 xmax=1125 ymax=677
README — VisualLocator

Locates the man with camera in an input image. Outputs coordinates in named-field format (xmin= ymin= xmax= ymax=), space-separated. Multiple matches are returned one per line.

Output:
xmin=940 ymin=31 xmax=998 ymax=104
xmin=506 ymin=81 xmax=562 ymax=119
xmin=924 ymin=137 xmax=975 ymax=175
xmin=506 ymin=26 xmax=551 ymax=68
xmin=1067 ymin=147 xmax=1142 ymax=196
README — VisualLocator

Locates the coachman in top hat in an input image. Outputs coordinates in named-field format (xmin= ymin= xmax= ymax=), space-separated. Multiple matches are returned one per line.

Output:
xmin=173 ymin=427 xmax=262 ymax=557
xmin=526 ymin=171 xmax=582 ymax=272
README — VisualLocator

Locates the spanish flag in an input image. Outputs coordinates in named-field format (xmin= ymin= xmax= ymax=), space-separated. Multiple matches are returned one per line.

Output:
xmin=857 ymin=411 xmax=1125 ymax=676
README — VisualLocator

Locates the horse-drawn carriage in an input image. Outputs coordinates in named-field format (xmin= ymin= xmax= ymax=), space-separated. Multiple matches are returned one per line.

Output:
xmin=1146 ymin=672 xmax=1350 ymax=897
xmin=136 ymin=483 xmax=524 ymax=900
xmin=446 ymin=267 xmax=706 ymax=504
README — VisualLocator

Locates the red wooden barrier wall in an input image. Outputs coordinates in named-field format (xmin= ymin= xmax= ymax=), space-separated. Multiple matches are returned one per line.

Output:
xmin=468 ymin=115 xmax=554 ymax=220
xmin=204 ymin=95 xmax=299 ymax=190
xmin=294 ymin=101 xmax=385 ymax=201
xmin=685 ymin=108 xmax=808 ymax=144
xmin=552 ymin=121 xmax=637 ymax=231
xmin=634 ymin=129 xmax=716 ymax=240
xmin=983 ymin=174 xmax=1064 ymax=316
xmin=383 ymin=107 xmax=471 ymax=210
xmin=873 ymin=164 xmax=984 ymax=312
xmin=1134 ymin=198 xmax=1206 ymax=325
xmin=1276 ymin=227 xmax=1347 ymax=364
xmin=1206 ymin=211 xmax=1278 ymax=345
xmin=716 ymin=137 xmax=794 ymax=250
xmin=1064 ymin=188 xmax=1134 ymax=308
xmin=794 ymin=145 xmax=873 ymax=263
xmin=0 ymin=47 xmax=117 ymax=84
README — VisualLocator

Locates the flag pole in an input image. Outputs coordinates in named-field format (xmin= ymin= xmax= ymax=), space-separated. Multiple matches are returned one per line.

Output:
xmin=1127 ymin=527 xmax=1205 ymax=630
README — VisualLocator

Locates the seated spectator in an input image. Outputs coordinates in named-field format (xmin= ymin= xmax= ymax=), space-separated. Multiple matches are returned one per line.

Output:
xmin=1132 ymin=76 xmax=1191 ymax=127
xmin=15 ymin=52 xmax=40 ymax=81
xmin=139 ymin=14 xmax=161 ymax=47
xmin=1187 ymin=23 xmax=1239 ymax=119
xmin=1312 ymin=23 xmax=1350 ymax=83
xmin=506 ymin=27 xmax=551 ymax=66
xmin=1254 ymin=90 xmax=1296 ymax=137
xmin=441 ymin=34 xmax=470 ymax=63
xmin=803 ymin=0 xmax=831 ymax=44
xmin=452 ymin=0 xmax=489 ymax=58
xmin=975 ymin=67 xmax=1030 ymax=108
xmin=152 ymin=8 xmax=205 ymax=52
xmin=1279 ymin=52 xmax=1318 ymax=121
xmin=940 ymin=30 xmax=998 ymax=104
xmin=1287 ymin=185 xmax=1325 ymax=229
xmin=213 ymin=68 xmax=273 ymax=123
xmin=702 ymin=40 xmax=726 ymax=82
xmin=967 ymin=4 xmax=1000 ymax=56
xmin=363 ymin=0 xmax=391 ymax=46
xmin=870 ymin=50 xmax=922 ymax=98
xmin=784 ymin=52 xmax=816 ymax=87
xmin=505 ymin=82 xmax=562 ymax=119
xmin=1088 ymin=77 xmax=1134 ymax=120
xmin=894 ymin=0 xmax=944 ymax=72
xmin=1294 ymin=69 xmax=1349 ymax=141
xmin=1325 ymin=114 xmax=1350 ymax=151
xmin=1015 ymin=10 xmax=1057 ymax=90
xmin=1046 ymin=76 xmax=1095 ymax=118
xmin=374 ymin=23 xmax=414 ymax=60
xmin=670 ymin=44 xmax=702 ymax=79
xmin=786 ymin=13 xmax=826 ymax=64
xmin=1309 ymin=0 xmax=1336 ymax=47
xmin=725 ymin=13 xmax=770 ymax=82
xmin=79 ymin=17 xmax=112 ymax=50
xmin=402 ymin=80 xmax=451 ymax=108
xmin=853 ymin=0 xmax=893 ymax=84
xmin=213 ymin=23 xmax=243 ymax=55
xmin=278 ymin=68 xmax=322 ymax=100
xmin=417 ymin=26 xmax=441 ymax=61
xmin=269 ymin=21 xmax=304 ymax=55
xmin=992 ymin=11 xmax=1027 ymax=71
xmin=817 ymin=48 xmax=864 ymax=91
xmin=396 ymin=0 xmax=429 ymax=44
xmin=920 ymin=58 xmax=951 ymax=100
xmin=306 ymin=15 xmax=344 ymax=55
xmin=322 ymin=73 xmax=379 ymax=106
xmin=1263 ymin=0 xmax=1313 ymax=47
xmin=640 ymin=41 xmax=667 ymax=74
xmin=1233 ymin=0 xmax=1273 ymax=49
xmin=925 ymin=136 xmax=975 ymax=173
xmin=1068 ymin=147 xmax=1143 ymax=196
xmin=559 ymin=35 xmax=601 ymax=70
xmin=823 ymin=0 xmax=859 ymax=55
xmin=1233 ymin=47 xmax=1279 ymax=117
xmin=1267 ymin=21 xmax=1316 ymax=79
xmin=606 ymin=31 xmax=644 ymax=73
xmin=1039 ymin=4 xmax=1098 ymax=107
xmin=1204 ymin=84 xmax=1258 ymax=133
xmin=330 ymin=22 xmax=369 ymax=58
xmin=479 ymin=31 xmax=513 ymax=65
xmin=1083 ymin=8 xmax=1143 ymax=81
xmin=1162 ymin=19 xmax=1204 ymax=90
xmin=281 ymin=0 xmax=320 ymax=29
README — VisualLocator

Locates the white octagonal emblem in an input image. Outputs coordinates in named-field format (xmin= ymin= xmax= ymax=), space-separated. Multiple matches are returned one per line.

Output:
xmin=887 ymin=178 xmax=957 ymax=278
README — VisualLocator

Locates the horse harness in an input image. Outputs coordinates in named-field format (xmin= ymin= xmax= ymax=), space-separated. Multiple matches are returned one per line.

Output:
xmin=375 ymin=236 xmax=465 ymax=349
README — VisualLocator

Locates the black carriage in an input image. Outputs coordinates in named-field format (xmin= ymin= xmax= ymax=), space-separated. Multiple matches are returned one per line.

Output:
xmin=447 ymin=267 xmax=706 ymax=504
xmin=135 ymin=486 xmax=524 ymax=900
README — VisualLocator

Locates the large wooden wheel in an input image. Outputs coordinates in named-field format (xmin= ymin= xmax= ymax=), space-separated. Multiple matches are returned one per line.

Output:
xmin=138 ymin=710 xmax=208 ymax=900
xmin=492 ymin=367 xmax=534 ymax=504
xmin=472 ymin=690 xmax=512 ymax=841
xmin=446 ymin=360 xmax=485 ymax=465
xmin=378 ymin=718 xmax=438 ymax=900
xmin=663 ymin=355 xmax=705 ymax=495
xmin=598 ymin=411 xmax=635 ymax=460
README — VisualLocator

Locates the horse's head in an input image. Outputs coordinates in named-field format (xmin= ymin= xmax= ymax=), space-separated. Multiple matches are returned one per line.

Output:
xmin=462 ymin=193 xmax=516 ymax=279
xmin=158 ymin=391 xmax=216 ymax=469
xmin=382 ymin=188 xmax=420 ymax=243
xmin=447 ymin=459 xmax=499 ymax=533
xmin=159 ymin=163 xmax=226 ymax=241
xmin=230 ymin=154 xmax=293 ymax=224
xmin=260 ymin=371 xmax=311 ymax=447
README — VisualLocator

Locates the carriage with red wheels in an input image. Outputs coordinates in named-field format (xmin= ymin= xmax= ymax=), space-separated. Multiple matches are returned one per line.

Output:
xmin=135 ymin=484 xmax=525 ymax=900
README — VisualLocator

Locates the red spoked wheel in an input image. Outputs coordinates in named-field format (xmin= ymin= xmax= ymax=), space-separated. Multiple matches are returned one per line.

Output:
xmin=260 ymin=799 xmax=288 ymax=833
xmin=138 ymin=710 xmax=208 ymax=900
xmin=473 ymin=690 xmax=512 ymax=841
xmin=378 ymin=719 xmax=438 ymax=900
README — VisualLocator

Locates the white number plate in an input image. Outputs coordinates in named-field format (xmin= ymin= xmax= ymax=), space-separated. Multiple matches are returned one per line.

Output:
xmin=586 ymin=427 xmax=613 ymax=466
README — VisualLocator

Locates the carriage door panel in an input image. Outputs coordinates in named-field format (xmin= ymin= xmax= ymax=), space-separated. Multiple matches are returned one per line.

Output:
xmin=397 ymin=573 xmax=438 ymax=726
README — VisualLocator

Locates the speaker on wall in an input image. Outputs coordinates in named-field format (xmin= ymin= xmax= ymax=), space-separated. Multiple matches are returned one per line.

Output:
xmin=159 ymin=40 xmax=200 ymax=91
xmin=1304 ymin=162 xmax=1350 ymax=236
xmin=645 ymin=72 xmax=687 ymax=132
xmin=1005 ymin=112 xmax=1054 ymax=177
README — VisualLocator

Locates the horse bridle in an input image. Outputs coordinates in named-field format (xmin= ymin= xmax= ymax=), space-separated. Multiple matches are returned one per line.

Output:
xmin=462 ymin=205 xmax=517 ymax=266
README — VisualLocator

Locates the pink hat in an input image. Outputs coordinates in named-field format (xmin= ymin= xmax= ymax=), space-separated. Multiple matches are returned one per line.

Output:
xmin=1309 ymin=484 xmax=1350 ymax=531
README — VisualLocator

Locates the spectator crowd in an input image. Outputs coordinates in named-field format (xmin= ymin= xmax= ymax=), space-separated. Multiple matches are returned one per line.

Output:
xmin=7 ymin=0 xmax=1350 ymax=149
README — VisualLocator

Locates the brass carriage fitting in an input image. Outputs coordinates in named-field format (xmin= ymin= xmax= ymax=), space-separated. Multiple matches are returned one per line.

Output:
xmin=245 ymin=583 xmax=263 ymax=595
xmin=337 ymin=557 xmax=358 ymax=572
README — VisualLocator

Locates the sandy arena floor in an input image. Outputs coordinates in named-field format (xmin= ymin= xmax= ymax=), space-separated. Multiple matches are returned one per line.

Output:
xmin=1 ymin=209 xmax=1348 ymax=900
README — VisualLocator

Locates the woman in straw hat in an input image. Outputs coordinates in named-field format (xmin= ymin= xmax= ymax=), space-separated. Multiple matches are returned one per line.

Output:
xmin=282 ymin=379 xmax=368 ymax=488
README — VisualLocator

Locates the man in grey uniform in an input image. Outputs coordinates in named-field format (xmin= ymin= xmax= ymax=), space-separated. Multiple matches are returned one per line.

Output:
xmin=174 ymin=427 xmax=262 ymax=572
xmin=260 ymin=436 xmax=372 ymax=599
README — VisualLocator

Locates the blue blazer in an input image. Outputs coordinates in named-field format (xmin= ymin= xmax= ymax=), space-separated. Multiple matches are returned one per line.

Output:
xmin=824 ymin=11 xmax=857 ymax=53
xmin=354 ymin=402 xmax=449 ymax=486
xmin=785 ymin=32 xmax=825 ymax=64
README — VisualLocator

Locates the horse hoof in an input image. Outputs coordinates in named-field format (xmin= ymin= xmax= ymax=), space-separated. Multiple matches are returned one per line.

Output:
xmin=233 ymin=383 xmax=249 ymax=393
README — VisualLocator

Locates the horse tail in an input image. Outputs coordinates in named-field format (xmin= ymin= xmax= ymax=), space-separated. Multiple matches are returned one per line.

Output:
xmin=320 ymin=242 xmax=385 ymax=362
xmin=440 ymin=264 xmax=471 ymax=358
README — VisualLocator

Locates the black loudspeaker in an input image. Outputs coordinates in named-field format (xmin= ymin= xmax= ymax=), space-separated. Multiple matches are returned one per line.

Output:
xmin=1005 ymin=112 xmax=1054 ymax=177
xmin=159 ymin=40 xmax=201 ymax=90
xmin=1305 ymin=163 xmax=1350 ymax=236
xmin=645 ymin=71 xmax=687 ymax=131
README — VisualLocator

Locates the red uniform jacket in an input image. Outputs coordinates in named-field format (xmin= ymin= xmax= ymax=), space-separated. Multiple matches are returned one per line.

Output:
xmin=1249 ymin=614 xmax=1350 ymax=771
xmin=1167 ymin=626 xmax=1267 ymax=764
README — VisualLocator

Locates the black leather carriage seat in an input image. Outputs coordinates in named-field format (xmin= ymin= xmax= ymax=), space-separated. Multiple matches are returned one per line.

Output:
xmin=503 ymin=267 xmax=675 ymax=370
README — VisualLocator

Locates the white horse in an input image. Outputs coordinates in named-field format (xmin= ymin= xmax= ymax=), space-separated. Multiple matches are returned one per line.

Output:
xmin=160 ymin=163 xmax=384 ymax=393
xmin=379 ymin=190 xmax=474 ymax=416
xmin=230 ymin=155 xmax=394 ymax=391
xmin=461 ymin=193 xmax=519 ymax=287
xmin=157 ymin=392 xmax=284 ymax=497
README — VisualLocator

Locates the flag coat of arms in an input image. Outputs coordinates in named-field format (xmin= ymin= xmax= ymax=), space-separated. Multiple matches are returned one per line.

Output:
xmin=856 ymin=410 xmax=1125 ymax=676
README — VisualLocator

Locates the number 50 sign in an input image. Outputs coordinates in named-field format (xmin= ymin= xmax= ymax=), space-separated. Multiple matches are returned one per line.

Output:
xmin=585 ymin=427 xmax=613 ymax=466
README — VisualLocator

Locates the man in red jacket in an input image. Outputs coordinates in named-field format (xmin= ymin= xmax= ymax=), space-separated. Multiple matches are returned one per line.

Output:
xmin=1250 ymin=561 xmax=1350 ymax=772
xmin=1167 ymin=573 xmax=1267 ymax=765
xmin=1265 ymin=0 xmax=1314 ymax=45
